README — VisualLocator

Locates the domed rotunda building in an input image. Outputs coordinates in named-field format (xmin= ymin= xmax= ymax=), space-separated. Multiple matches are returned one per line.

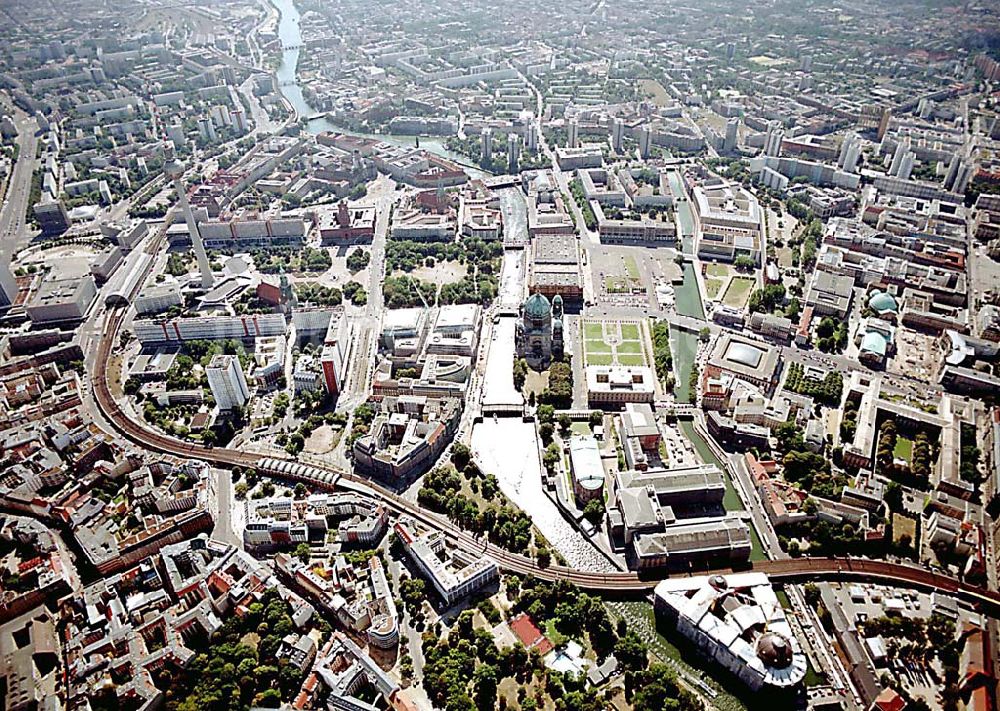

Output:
xmin=515 ymin=291 xmax=564 ymax=367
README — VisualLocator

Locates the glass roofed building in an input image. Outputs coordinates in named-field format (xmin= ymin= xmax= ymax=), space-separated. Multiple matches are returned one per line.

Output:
xmin=707 ymin=334 xmax=780 ymax=391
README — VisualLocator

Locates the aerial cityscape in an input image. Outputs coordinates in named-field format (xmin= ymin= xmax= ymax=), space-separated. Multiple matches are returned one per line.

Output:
xmin=0 ymin=0 xmax=999 ymax=709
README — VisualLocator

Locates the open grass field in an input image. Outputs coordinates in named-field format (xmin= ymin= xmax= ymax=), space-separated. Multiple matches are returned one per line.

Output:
xmin=620 ymin=323 xmax=641 ymax=341
xmin=776 ymin=246 xmax=795 ymax=268
xmin=706 ymin=263 xmax=730 ymax=278
xmin=618 ymin=353 xmax=647 ymax=366
xmin=545 ymin=619 xmax=568 ymax=647
xmin=722 ymin=276 xmax=754 ymax=308
xmin=705 ymin=278 xmax=724 ymax=299
xmin=393 ymin=259 xmax=467 ymax=284
xmin=604 ymin=275 xmax=630 ymax=294
xmin=892 ymin=513 xmax=917 ymax=545
xmin=604 ymin=274 xmax=643 ymax=295
xmin=638 ymin=78 xmax=671 ymax=107
xmin=584 ymin=322 xmax=604 ymax=340
xmin=600 ymin=253 xmax=645 ymax=295
xmin=894 ymin=436 xmax=914 ymax=463
xmin=749 ymin=55 xmax=792 ymax=67
xmin=304 ymin=425 xmax=341 ymax=454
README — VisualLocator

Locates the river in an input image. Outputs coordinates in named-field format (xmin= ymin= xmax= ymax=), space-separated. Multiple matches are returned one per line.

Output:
xmin=667 ymin=169 xmax=696 ymax=255
xmin=666 ymin=165 xmax=704 ymax=407
xmin=472 ymin=419 xmax=616 ymax=572
xmin=497 ymin=187 xmax=529 ymax=248
xmin=271 ymin=0 xmax=485 ymax=176
xmin=471 ymin=188 xmax=614 ymax=572
xmin=664 ymin=172 xmax=758 ymax=526
xmin=270 ymin=1 xmax=758 ymax=700
xmin=271 ymin=2 xmax=609 ymax=570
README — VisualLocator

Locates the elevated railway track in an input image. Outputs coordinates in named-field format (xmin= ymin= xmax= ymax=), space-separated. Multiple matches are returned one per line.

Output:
xmin=88 ymin=248 xmax=1000 ymax=617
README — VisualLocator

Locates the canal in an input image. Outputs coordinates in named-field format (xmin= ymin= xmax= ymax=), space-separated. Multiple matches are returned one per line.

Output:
xmin=666 ymin=169 xmax=695 ymax=255
xmin=664 ymin=173 xmax=765 ymax=558
xmin=271 ymin=7 xmax=608 ymax=570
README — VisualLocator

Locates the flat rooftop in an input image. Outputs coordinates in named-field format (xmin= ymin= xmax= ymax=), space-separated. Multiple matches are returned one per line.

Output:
xmin=533 ymin=233 xmax=579 ymax=264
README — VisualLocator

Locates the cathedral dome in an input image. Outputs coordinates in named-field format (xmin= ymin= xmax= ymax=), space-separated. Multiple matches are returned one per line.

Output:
xmin=524 ymin=292 xmax=551 ymax=319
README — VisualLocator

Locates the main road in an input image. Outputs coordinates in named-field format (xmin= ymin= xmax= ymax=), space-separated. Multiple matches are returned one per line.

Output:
xmin=87 ymin=298 xmax=1000 ymax=616
xmin=0 ymin=102 xmax=39 ymax=268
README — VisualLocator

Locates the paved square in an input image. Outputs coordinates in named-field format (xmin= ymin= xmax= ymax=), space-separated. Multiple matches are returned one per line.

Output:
xmin=592 ymin=247 xmax=649 ymax=297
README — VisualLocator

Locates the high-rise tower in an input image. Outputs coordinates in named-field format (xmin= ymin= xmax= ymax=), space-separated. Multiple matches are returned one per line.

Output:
xmin=164 ymin=147 xmax=215 ymax=289
xmin=481 ymin=127 xmax=493 ymax=164
xmin=507 ymin=132 xmax=520 ymax=173
xmin=889 ymin=137 xmax=909 ymax=176
xmin=724 ymin=118 xmax=739 ymax=153
xmin=0 ymin=259 xmax=17 ymax=313
xmin=612 ymin=118 xmax=624 ymax=154
xmin=525 ymin=120 xmax=538 ymax=153
xmin=764 ymin=121 xmax=784 ymax=157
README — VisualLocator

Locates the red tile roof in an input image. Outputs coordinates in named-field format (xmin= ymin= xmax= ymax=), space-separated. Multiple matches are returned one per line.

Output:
xmin=872 ymin=688 xmax=906 ymax=711
xmin=510 ymin=613 xmax=554 ymax=656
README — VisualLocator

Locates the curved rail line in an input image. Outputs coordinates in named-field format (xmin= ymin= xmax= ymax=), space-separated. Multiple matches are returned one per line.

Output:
xmin=89 ymin=259 xmax=1000 ymax=615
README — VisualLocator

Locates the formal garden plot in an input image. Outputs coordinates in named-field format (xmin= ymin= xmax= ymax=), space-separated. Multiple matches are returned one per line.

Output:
xmin=582 ymin=319 xmax=650 ymax=368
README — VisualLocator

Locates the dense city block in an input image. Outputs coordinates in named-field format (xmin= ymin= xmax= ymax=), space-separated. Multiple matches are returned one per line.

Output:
xmin=1 ymin=0 xmax=1000 ymax=710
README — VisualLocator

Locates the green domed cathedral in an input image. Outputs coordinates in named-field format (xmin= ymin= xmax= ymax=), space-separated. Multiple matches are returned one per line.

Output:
xmin=516 ymin=291 xmax=564 ymax=368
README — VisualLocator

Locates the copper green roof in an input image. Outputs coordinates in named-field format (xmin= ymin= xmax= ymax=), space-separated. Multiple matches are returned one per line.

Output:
xmin=524 ymin=292 xmax=551 ymax=319
xmin=867 ymin=290 xmax=898 ymax=314
xmin=860 ymin=331 xmax=887 ymax=356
